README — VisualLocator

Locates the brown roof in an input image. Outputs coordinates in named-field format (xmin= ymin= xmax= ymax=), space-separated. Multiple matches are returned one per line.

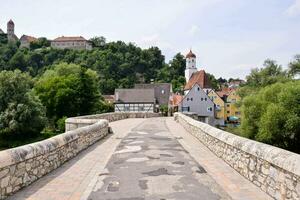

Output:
xmin=53 ymin=36 xmax=87 ymax=42
xmin=186 ymin=50 xmax=196 ymax=58
xmin=171 ymin=94 xmax=183 ymax=106
xmin=184 ymin=70 xmax=212 ymax=90
xmin=20 ymin=35 xmax=37 ymax=42
xmin=216 ymin=87 xmax=235 ymax=98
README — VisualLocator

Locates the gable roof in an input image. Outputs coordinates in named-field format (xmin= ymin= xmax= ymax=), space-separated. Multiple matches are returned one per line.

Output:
xmin=170 ymin=94 xmax=183 ymax=106
xmin=181 ymin=83 xmax=215 ymax=105
xmin=184 ymin=70 xmax=212 ymax=90
xmin=20 ymin=35 xmax=37 ymax=42
xmin=115 ymin=88 xmax=155 ymax=103
xmin=134 ymin=83 xmax=171 ymax=105
xmin=208 ymin=89 xmax=225 ymax=103
xmin=53 ymin=36 xmax=87 ymax=42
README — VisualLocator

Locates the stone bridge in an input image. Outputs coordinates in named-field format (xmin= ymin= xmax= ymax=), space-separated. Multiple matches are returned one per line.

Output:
xmin=0 ymin=112 xmax=299 ymax=200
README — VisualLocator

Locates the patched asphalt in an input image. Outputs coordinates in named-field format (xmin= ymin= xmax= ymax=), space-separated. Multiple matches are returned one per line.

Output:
xmin=87 ymin=118 xmax=230 ymax=200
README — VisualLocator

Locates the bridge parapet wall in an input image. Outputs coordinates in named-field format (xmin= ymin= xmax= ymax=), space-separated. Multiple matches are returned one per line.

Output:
xmin=0 ymin=112 xmax=159 ymax=199
xmin=65 ymin=112 xmax=160 ymax=131
xmin=174 ymin=112 xmax=300 ymax=200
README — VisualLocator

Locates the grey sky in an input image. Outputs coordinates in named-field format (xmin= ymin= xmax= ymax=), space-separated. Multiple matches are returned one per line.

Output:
xmin=1 ymin=0 xmax=300 ymax=79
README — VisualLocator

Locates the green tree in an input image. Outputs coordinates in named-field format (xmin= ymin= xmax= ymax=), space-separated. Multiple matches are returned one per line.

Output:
xmin=288 ymin=55 xmax=300 ymax=78
xmin=246 ymin=59 xmax=289 ymax=87
xmin=29 ymin=37 xmax=50 ymax=50
xmin=0 ymin=70 xmax=46 ymax=139
xmin=89 ymin=36 xmax=106 ymax=48
xmin=34 ymin=63 xmax=101 ymax=124
xmin=241 ymin=81 xmax=300 ymax=153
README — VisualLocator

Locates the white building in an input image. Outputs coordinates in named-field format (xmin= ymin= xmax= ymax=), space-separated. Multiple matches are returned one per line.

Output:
xmin=51 ymin=36 xmax=92 ymax=50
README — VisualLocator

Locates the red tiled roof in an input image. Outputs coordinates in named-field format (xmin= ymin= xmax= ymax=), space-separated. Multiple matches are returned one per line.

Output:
xmin=53 ymin=36 xmax=87 ymax=42
xmin=170 ymin=94 xmax=183 ymax=106
xmin=186 ymin=50 xmax=196 ymax=58
xmin=216 ymin=87 xmax=236 ymax=98
xmin=184 ymin=70 xmax=211 ymax=90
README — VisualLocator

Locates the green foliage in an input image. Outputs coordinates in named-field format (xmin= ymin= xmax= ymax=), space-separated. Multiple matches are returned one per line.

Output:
xmin=34 ymin=63 xmax=101 ymax=122
xmin=0 ymin=70 xmax=46 ymax=139
xmin=89 ymin=36 xmax=106 ymax=48
xmin=245 ymin=59 xmax=289 ymax=87
xmin=56 ymin=116 xmax=67 ymax=133
xmin=159 ymin=105 xmax=168 ymax=116
xmin=29 ymin=37 xmax=50 ymax=50
xmin=241 ymin=81 xmax=300 ymax=152
xmin=288 ymin=55 xmax=300 ymax=78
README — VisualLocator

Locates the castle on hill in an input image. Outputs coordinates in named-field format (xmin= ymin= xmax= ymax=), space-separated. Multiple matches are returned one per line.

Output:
xmin=0 ymin=19 xmax=19 ymax=42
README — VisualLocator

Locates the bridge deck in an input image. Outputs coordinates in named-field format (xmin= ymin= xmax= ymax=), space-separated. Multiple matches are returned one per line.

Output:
xmin=8 ymin=117 xmax=271 ymax=200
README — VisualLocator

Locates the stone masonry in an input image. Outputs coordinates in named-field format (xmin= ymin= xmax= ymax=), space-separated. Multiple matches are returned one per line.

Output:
xmin=0 ymin=112 xmax=160 ymax=199
xmin=174 ymin=112 xmax=300 ymax=200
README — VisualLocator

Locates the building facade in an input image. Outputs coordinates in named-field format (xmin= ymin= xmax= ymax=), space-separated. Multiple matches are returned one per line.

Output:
xmin=208 ymin=90 xmax=226 ymax=126
xmin=20 ymin=35 xmax=37 ymax=48
xmin=51 ymin=36 xmax=92 ymax=50
xmin=134 ymin=83 xmax=172 ymax=112
xmin=179 ymin=83 xmax=215 ymax=124
xmin=114 ymin=89 xmax=155 ymax=113
xmin=225 ymin=89 xmax=241 ymax=121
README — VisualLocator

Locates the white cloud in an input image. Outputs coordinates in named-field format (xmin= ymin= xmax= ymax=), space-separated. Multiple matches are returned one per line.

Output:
xmin=188 ymin=25 xmax=200 ymax=36
xmin=286 ymin=0 xmax=300 ymax=16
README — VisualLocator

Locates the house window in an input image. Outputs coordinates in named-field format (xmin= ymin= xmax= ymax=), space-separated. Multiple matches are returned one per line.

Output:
xmin=205 ymin=98 xmax=207 ymax=101
xmin=125 ymin=106 xmax=130 ymax=111
xmin=201 ymin=98 xmax=203 ymax=101
xmin=227 ymin=111 xmax=230 ymax=114
xmin=138 ymin=106 xmax=144 ymax=111
xmin=227 ymin=104 xmax=230 ymax=107
xmin=161 ymin=89 xmax=165 ymax=94
xmin=191 ymin=98 xmax=193 ymax=101
xmin=197 ymin=87 xmax=200 ymax=91
xmin=207 ymin=107 xmax=213 ymax=112
xmin=182 ymin=107 xmax=190 ymax=112
xmin=187 ymin=98 xmax=189 ymax=101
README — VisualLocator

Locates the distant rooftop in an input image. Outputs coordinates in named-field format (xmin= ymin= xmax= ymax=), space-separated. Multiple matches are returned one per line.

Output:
xmin=53 ymin=36 xmax=87 ymax=42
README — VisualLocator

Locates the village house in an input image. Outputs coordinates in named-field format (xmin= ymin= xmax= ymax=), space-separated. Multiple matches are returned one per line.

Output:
xmin=179 ymin=83 xmax=215 ymax=124
xmin=208 ymin=89 xmax=226 ymax=126
xmin=19 ymin=35 xmax=38 ymax=48
xmin=114 ymin=88 xmax=155 ymax=112
xmin=51 ymin=36 xmax=92 ymax=50
xmin=134 ymin=83 xmax=172 ymax=112
xmin=225 ymin=88 xmax=241 ymax=122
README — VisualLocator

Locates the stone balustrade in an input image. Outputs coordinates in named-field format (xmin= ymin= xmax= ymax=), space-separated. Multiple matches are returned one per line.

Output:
xmin=174 ymin=112 xmax=300 ymax=200
xmin=0 ymin=112 xmax=159 ymax=199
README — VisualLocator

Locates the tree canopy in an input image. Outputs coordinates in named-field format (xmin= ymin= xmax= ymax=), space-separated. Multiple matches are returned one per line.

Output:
xmin=240 ymin=81 xmax=300 ymax=153
xmin=0 ymin=70 xmax=46 ymax=139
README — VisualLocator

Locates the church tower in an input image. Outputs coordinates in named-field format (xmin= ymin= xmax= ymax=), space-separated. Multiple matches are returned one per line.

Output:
xmin=7 ymin=19 xmax=15 ymax=41
xmin=185 ymin=50 xmax=197 ymax=83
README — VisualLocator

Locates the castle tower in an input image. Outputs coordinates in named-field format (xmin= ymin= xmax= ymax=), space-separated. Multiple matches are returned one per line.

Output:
xmin=185 ymin=50 xmax=197 ymax=83
xmin=7 ymin=19 xmax=15 ymax=41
